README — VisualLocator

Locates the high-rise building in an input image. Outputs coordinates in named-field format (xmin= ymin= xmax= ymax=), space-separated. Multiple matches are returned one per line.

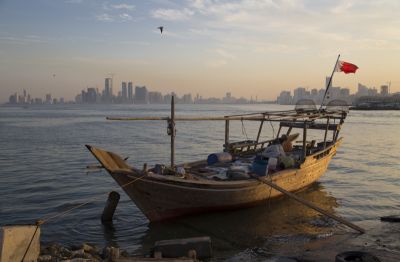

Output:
xmin=293 ymin=87 xmax=308 ymax=103
xmin=148 ymin=91 xmax=163 ymax=104
xmin=277 ymin=91 xmax=292 ymax=105
xmin=380 ymin=85 xmax=389 ymax=96
xmin=134 ymin=86 xmax=148 ymax=104
xmin=45 ymin=94 xmax=52 ymax=104
xmin=182 ymin=94 xmax=193 ymax=104
xmin=104 ymin=77 xmax=113 ymax=102
xmin=128 ymin=82 xmax=133 ymax=103
xmin=121 ymin=82 xmax=127 ymax=102
xmin=85 ymin=88 xmax=97 ymax=103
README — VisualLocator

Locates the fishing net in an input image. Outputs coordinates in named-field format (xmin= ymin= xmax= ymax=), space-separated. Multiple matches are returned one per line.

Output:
xmin=325 ymin=99 xmax=349 ymax=112
xmin=295 ymin=99 xmax=317 ymax=111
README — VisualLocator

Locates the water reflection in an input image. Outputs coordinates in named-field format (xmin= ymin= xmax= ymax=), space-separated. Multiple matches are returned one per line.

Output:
xmin=135 ymin=182 xmax=338 ymax=256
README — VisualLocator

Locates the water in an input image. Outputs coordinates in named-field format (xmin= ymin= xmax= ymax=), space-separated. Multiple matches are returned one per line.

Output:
xmin=0 ymin=104 xmax=399 ymax=259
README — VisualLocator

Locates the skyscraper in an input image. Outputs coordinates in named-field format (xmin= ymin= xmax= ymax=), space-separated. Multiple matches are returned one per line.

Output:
xmin=128 ymin=82 xmax=133 ymax=103
xmin=134 ymin=86 xmax=148 ymax=104
xmin=104 ymin=77 xmax=113 ymax=102
xmin=121 ymin=82 xmax=127 ymax=102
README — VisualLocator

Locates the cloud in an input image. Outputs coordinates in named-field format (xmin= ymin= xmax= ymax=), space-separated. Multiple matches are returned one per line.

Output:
xmin=119 ymin=13 xmax=133 ymax=21
xmin=112 ymin=4 xmax=135 ymax=10
xmin=151 ymin=8 xmax=194 ymax=21
xmin=0 ymin=35 xmax=47 ymax=44
xmin=96 ymin=13 xmax=113 ymax=22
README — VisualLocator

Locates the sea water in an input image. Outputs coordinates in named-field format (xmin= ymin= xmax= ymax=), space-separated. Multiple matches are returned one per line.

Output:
xmin=0 ymin=104 xmax=399 ymax=258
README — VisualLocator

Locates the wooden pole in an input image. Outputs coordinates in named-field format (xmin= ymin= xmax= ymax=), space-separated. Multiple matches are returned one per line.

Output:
xmin=320 ymin=54 xmax=341 ymax=110
xmin=302 ymin=121 xmax=307 ymax=160
xmin=253 ymin=175 xmax=365 ymax=234
xmin=101 ymin=191 xmax=120 ymax=223
xmin=170 ymin=96 xmax=175 ymax=168
xmin=224 ymin=119 xmax=230 ymax=151
xmin=323 ymin=117 xmax=330 ymax=149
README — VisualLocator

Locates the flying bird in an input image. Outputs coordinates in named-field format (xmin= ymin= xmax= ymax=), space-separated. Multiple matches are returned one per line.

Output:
xmin=157 ymin=26 xmax=163 ymax=34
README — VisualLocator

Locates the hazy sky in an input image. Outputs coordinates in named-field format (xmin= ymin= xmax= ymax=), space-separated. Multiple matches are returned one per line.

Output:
xmin=1 ymin=0 xmax=400 ymax=102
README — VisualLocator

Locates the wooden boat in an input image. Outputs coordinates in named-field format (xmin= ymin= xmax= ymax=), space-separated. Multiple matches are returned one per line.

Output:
xmin=87 ymin=100 xmax=348 ymax=222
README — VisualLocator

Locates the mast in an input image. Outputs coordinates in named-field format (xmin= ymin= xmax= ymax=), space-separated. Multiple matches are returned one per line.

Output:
xmin=170 ymin=96 xmax=176 ymax=168
xmin=320 ymin=54 xmax=340 ymax=110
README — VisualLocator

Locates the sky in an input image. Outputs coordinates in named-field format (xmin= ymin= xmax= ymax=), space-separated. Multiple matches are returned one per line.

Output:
xmin=1 ymin=0 xmax=400 ymax=102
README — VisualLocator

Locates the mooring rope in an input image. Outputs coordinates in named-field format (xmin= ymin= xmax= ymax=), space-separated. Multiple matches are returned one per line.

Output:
xmin=21 ymin=172 xmax=146 ymax=261
xmin=40 ymin=173 xmax=146 ymax=224
xmin=20 ymin=221 xmax=41 ymax=262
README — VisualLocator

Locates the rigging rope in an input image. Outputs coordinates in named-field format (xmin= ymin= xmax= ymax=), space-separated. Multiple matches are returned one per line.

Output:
xmin=241 ymin=118 xmax=249 ymax=140
xmin=268 ymin=115 xmax=275 ymax=139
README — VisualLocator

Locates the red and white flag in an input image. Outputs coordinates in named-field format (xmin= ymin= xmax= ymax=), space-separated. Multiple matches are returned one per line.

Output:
xmin=335 ymin=60 xmax=358 ymax=74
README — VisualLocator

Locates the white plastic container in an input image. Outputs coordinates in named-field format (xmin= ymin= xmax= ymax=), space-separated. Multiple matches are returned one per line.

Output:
xmin=267 ymin=157 xmax=278 ymax=171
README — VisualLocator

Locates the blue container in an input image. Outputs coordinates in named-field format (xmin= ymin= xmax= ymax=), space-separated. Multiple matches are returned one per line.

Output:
xmin=252 ymin=157 xmax=268 ymax=176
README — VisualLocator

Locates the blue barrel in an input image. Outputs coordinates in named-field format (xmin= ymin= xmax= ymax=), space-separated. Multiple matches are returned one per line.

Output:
xmin=252 ymin=156 xmax=268 ymax=176
xmin=207 ymin=152 xmax=233 ymax=165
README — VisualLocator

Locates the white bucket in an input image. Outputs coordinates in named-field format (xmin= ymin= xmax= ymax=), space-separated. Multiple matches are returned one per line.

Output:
xmin=267 ymin=157 xmax=278 ymax=171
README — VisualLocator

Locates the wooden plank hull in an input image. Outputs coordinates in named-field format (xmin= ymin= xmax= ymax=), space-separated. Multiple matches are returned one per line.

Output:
xmin=102 ymin=140 xmax=341 ymax=222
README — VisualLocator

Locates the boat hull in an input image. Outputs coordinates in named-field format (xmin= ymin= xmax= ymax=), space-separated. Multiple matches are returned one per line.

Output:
xmin=104 ymin=140 xmax=341 ymax=222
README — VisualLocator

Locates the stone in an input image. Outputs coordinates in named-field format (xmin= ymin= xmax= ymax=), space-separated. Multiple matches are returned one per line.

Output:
xmin=60 ymin=247 xmax=72 ymax=257
xmin=120 ymin=250 xmax=129 ymax=257
xmin=103 ymin=246 xmax=120 ymax=260
xmin=37 ymin=254 xmax=52 ymax=262
xmin=0 ymin=225 xmax=41 ymax=262
xmin=70 ymin=258 xmax=91 ymax=262
xmin=82 ymin=243 xmax=94 ymax=253
xmin=154 ymin=236 xmax=212 ymax=259
xmin=71 ymin=249 xmax=85 ymax=258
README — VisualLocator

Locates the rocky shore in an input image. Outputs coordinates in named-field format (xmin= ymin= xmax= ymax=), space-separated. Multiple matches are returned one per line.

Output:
xmin=38 ymin=243 xmax=129 ymax=262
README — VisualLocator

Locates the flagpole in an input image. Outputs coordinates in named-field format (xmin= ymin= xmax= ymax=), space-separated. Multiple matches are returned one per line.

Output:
xmin=320 ymin=54 xmax=341 ymax=110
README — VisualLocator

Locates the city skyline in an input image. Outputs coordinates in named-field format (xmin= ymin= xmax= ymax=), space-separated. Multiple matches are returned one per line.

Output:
xmin=1 ymin=1 xmax=400 ymax=103
xmin=6 ymin=75 xmax=394 ymax=106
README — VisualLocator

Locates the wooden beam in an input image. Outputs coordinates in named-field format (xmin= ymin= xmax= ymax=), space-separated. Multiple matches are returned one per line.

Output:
xmin=253 ymin=175 xmax=365 ymax=234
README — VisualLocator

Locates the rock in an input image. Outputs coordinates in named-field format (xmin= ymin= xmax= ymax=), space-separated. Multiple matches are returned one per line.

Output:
xmin=37 ymin=254 xmax=52 ymax=262
xmin=83 ymin=252 xmax=93 ymax=259
xmin=120 ymin=250 xmax=129 ymax=257
xmin=82 ymin=243 xmax=95 ymax=253
xmin=48 ymin=243 xmax=62 ymax=257
xmin=103 ymin=246 xmax=120 ymax=260
xmin=60 ymin=247 xmax=72 ymax=257
xmin=70 ymin=258 xmax=92 ymax=262
xmin=154 ymin=236 xmax=212 ymax=259
xmin=71 ymin=249 xmax=85 ymax=258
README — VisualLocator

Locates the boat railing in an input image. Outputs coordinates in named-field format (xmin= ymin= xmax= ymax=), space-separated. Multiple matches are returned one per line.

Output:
xmin=225 ymin=139 xmax=274 ymax=155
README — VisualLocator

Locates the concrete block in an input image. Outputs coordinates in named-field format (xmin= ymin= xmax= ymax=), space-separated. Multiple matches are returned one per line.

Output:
xmin=0 ymin=224 xmax=40 ymax=262
xmin=154 ymin=236 xmax=211 ymax=259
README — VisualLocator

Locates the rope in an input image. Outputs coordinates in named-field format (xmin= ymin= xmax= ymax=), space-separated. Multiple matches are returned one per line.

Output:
xmin=241 ymin=118 xmax=249 ymax=140
xmin=40 ymin=173 xmax=146 ymax=224
xmin=20 ymin=221 xmax=41 ymax=262
xmin=20 ymin=172 xmax=146 ymax=261
xmin=267 ymin=170 xmax=273 ymax=208
xmin=267 ymin=115 xmax=275 ymax=138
